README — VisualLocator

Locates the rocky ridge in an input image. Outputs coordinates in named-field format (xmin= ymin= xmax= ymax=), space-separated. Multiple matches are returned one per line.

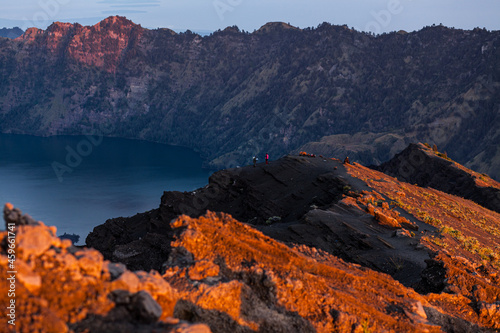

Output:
xmin=2 ymin=144 xmax=500 ymax=331
xmin=0 ymin=27 xmax=24 ymax=39
xmin=84 ymin=144 xmax=500 ymax=331
xmin=4 ymin=203 xmax=499 ymax=332
xmin=374 ymin=143 xmax=500 ymax=213
xmin=0 ymin=17 xmax=499 ymax=179
xmin=0 ymin=203 xmax=211 ymax=333
xmin=16 ymin=17 xmax=143 ymax=73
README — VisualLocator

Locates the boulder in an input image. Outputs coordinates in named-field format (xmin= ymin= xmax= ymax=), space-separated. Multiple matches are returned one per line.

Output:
xmin=129 ymin=290 xmax=163 ymax=323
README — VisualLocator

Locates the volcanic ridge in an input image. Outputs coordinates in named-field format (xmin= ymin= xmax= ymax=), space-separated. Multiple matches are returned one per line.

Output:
xmin=1 ymin=143 xmax=500 ymax=332
xmin=1 ymin=16 xmax=499 ymax=179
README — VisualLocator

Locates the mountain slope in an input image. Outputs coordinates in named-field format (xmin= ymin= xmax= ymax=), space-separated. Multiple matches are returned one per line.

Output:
xmin=85 ymin=144 xmax=500 ymax=331
xmin=0 ymin=17 xmax=499 ymax=178
xmin=2 ymin=143 xmax=499 ymax=332
xmin=374 ymin=143 xmax=500 ymax=213
xmin=0 ymin=27 xmax=23 ymax=39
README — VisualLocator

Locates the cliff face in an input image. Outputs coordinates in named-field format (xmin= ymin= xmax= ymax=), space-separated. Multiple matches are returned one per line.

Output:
xmin=15 ymin=17 xmax=143 ymax=72
xmin=0 ymin=17 xmax=499 ymax=178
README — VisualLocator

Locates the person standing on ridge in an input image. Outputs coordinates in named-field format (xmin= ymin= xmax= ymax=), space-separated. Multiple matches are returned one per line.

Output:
xmin=265 ymin=153 xmax=269 ymax=165
xmin=253 ymin=156 xmax=258 ymax=167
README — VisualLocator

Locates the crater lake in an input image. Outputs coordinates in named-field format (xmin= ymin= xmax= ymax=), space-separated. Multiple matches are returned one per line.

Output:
xmin=0 ymin=133 xmax=210 ymax=244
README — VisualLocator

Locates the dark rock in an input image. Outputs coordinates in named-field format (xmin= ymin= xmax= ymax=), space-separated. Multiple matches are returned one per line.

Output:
xmin=416 ymin=259 xmax=448 ymax=294
xmin=107 ymin=262 xmax=127 ymax=281
xmin=100 ymin=290 xmax=163 ymax=326
xmin=424 ymin=307 xmax=484 ymax=333
xmin=3 ymin=203 xmax=40 ymax=228
xmin=374 ymin=143 xmax=500 ymax=213
xmin=87 ymin=156 xmax=347 ymax=271
xmin=129 ymin=290 xmax=163 ymax=323
xmin=165 ymin=246 xmax=195 ymax=269
xmin=109 ymin=289 xmax=132 ymax=305
xmin=59 ymin=233 xmax=80 ymax=244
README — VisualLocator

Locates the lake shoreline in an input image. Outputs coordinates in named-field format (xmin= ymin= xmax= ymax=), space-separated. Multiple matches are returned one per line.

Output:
xmin=0 ymin=133 xmax=210 ymax=244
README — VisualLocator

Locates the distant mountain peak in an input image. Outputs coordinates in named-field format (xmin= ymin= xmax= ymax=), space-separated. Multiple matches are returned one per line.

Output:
xmin=45 ymin=21 xmax=74 ymax=36
xmin=47 ymin=21 xmax=74 ymax=30
xmin=0 ymin=27 xmax=24 ymax=39
xmin=222 ymin=25 xmax=240 ymax=33
xmin=257 ymin=22 xmax=299 ymax=33
xmin=95 ymin=15 xmax=141 ymax=29
xmin=13 ymin=16 xmax=145 ymax=72
xmin=16 ymin=27 xmax=43 ymax=41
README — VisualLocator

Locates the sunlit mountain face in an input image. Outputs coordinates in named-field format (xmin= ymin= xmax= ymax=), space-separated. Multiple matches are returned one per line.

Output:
xmin=1 ymin=17 xmax=499 ymax=179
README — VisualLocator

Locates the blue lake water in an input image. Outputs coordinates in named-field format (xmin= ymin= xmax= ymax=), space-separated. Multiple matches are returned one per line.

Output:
xmin=0 ymin=133 xmax=210 ymax=244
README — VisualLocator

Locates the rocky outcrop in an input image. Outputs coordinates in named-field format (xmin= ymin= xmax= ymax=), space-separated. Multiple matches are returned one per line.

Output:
xmin=86 ymin=151 xmax=500 ymax=330
xmin=0 ymin=203 xmax=210 ymax=333
xmin=86 ymin=155 xmax=349 ymax=271
xmin=167 ymin=212 xmax=439 ymax=332
xmin=89 ymin=155 xmax=428 ymax=280
xmin=16 ymin=16 xmax=144 ymax=73
xmin=5 ymin=203 xmax=497 ymax=332
xmin=5 ymin=142 xmax=500 ymax=332
xmin=86 ymin=148 xmax=500 ymax=331
xmin=374 ymin=143 xmax=500 ymax=213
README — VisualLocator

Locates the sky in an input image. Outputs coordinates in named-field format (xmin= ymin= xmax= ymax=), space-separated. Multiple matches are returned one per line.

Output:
xmin=1 ymin=0 xmax=500 ymax=34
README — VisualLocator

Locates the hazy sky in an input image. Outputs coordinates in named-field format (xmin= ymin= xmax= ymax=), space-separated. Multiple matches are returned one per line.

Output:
xmin=1 ymin=0 xmax=499 ymax=34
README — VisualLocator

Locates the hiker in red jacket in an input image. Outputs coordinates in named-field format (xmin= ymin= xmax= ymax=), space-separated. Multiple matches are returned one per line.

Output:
xmin=265 ymin=153 xmax=269 ymax=165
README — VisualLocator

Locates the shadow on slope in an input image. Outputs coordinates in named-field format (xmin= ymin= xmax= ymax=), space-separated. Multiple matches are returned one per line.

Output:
xmin=373 ymin=143 xmax=500 ymax=213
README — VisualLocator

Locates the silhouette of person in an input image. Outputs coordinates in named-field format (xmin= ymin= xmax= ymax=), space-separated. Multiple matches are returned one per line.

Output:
xmin=265 ymin=153 xmax=269 ymax=165
xmin=253 ymin=156 xmax=257 ymax=167
xmin=343 ymin=156 xmax=350 ymax=164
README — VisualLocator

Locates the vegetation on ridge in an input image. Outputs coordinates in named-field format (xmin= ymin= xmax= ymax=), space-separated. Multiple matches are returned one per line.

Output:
xmin=0 ymin=17 xmax=498 ymax=179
